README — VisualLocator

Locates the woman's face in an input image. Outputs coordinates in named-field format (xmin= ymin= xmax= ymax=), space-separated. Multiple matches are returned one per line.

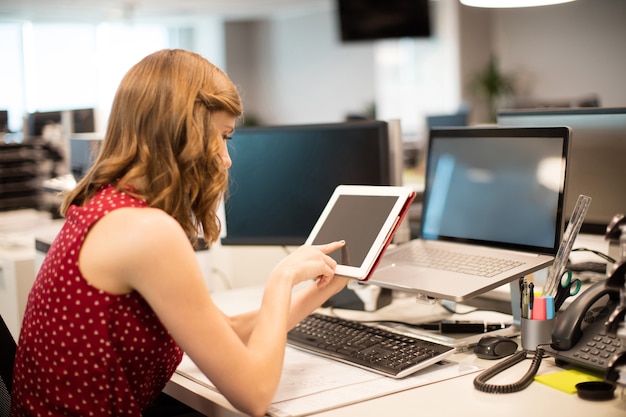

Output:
xmin=212 ymin=111 xmax=236 ymax=169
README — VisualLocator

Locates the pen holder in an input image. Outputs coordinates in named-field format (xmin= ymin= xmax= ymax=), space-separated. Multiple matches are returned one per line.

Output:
xmin=521 ymin=318 xmax=554 ymax=351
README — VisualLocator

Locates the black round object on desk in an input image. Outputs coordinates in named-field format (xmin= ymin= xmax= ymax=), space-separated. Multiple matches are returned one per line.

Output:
xmin=474 ymin=335 xmax=518 ymax=360
xmin=575 ymin=381 xmax=615 ymax=401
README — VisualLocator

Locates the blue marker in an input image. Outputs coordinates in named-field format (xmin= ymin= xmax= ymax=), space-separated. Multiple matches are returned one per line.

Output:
xmin=545 ymin=295 xmax=555 ymax=319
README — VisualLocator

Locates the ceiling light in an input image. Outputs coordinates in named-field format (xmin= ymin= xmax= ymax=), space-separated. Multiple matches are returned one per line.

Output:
xmin=460 ymin=0 xmax=575 ymax=8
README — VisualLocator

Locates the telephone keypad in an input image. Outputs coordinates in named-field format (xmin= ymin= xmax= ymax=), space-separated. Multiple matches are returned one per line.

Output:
xmin=575 ymin=331 xmax=623 ymax=369
xmin=545 ymin=281 xmax=625 ymax=374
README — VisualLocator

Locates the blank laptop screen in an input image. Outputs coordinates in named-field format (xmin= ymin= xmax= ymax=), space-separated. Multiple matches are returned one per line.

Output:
xmin=421 ymin=127 xmax=569 ymax=254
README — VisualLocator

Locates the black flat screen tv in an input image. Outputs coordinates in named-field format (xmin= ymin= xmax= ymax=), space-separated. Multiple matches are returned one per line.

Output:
xmin=222 ymin=121 xmax=394 ymax=246
xmin=336 ymin=0 xmax=431 ymax=42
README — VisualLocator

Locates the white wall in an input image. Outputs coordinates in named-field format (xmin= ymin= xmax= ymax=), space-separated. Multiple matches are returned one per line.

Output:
xmin=374 ymin=0 xmax=462 ymax=140
xmin=225 ymin=9 xmax=376 ymax=126
xmin=458 ymin=3 xmax=494 ymax=124
xmin=495 ymin=0 xmax=626 ymax=107
xmin=459 ymin=0 xmax=626 ymax=121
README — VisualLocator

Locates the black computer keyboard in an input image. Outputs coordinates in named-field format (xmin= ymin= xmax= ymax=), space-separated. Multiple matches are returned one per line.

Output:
xmin=287 ymin=313 xmax=455 ymax=378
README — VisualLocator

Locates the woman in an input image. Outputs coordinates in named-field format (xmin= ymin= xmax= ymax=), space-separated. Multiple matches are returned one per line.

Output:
xmin=11 ymin=49 xmax=346 ymax=417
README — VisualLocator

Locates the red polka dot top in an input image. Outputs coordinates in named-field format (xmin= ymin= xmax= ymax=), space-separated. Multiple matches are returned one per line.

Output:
xmin=11 ymin=185 xmax=184 ymax=416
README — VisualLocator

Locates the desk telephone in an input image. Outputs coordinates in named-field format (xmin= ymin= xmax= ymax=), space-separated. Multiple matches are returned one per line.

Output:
xmin=547 ymin=280 xmax=624 ymax=374
xmin=474 ymin=279 xmax=623 ymax=394
xmin=475 ymin=214 xmax=626 ymax=393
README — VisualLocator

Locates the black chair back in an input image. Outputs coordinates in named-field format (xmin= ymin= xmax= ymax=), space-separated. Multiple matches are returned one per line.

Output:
xmin=0 ymin=315 xmax=16 ymax=417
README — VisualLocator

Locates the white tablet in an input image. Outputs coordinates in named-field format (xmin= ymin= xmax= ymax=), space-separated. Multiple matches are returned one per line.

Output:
xmin=305 ymin=185 xmax=415 ymax=281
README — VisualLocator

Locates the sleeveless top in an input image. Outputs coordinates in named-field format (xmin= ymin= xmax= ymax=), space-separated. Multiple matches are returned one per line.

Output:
xmin=11 ymin=185 xmax=184 ymax=416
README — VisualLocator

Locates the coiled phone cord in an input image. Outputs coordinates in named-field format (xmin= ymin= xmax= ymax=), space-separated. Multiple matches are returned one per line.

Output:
xmin=473 ymin=348 xmax=545 ymax=394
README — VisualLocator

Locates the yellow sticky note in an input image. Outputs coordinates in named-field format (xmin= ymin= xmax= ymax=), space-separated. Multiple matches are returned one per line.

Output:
xmin=534 ymin=369 xmax=603 ymax=394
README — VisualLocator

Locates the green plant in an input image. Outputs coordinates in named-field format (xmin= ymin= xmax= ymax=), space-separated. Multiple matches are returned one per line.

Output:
xmin=471 ymin=55 xmax=515 ymax=123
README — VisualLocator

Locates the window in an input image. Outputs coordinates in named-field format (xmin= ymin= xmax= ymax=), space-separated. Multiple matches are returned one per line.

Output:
xmin=0 ymin=22 xmax=170 ymax=134
xmin=0 ymin=23 xmax=24 ymax=132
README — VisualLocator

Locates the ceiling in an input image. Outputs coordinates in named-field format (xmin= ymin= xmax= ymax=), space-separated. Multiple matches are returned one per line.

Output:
xmin=0 ymin=0 xmax=333 ymax=22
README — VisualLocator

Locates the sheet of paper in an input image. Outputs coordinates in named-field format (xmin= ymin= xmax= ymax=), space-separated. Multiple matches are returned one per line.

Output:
xmin=176 ymin=346 xmax=481 ymax=417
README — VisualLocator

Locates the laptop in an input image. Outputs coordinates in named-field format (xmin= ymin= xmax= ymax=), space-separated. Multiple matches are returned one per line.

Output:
xmin=368 ymin=126 xmax=571 ymax=302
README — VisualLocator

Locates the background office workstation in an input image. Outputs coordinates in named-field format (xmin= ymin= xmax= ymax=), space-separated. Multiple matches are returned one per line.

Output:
xmin=1 ymin=0 xmax=626 ymax=416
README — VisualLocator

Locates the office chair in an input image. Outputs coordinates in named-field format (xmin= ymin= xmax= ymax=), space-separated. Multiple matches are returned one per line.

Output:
xmin=0 ymin=314 xmax=16 ymax=417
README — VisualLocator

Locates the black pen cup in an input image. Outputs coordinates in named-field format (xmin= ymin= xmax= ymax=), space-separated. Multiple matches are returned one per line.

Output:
xmin=521 ymin=318 xmax=554 ymax=351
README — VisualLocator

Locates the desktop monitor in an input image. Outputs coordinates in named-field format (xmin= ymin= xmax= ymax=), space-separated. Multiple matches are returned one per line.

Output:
xmin=222 ymin=121 xmax=397 ymax=246
xmin=426 ymin=111 xmax=469 ymax=130
xmin=26 ymin=111 xmax=62 ymax=137
xmin=0 ymin=110 xmax=8 ymax=132
xmin=72 ymin=108 xmax=95 ymax=133
xmin=69 ymin=135 xmax=103 ymax=180
xmin=497 ymin=107 xmax=626 ymax=234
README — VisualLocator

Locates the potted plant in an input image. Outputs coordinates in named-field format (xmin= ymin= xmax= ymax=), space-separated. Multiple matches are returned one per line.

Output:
xmin=471 ymin=55 xmax=515 ymax=123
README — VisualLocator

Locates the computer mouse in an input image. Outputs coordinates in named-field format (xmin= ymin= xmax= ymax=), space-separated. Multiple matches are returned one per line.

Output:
xmin=474 ymin=335 xmax=518 ymax=360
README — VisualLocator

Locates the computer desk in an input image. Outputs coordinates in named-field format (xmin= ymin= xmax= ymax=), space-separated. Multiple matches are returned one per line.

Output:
xmin=163 ymin=285 xmax=626 ymax=417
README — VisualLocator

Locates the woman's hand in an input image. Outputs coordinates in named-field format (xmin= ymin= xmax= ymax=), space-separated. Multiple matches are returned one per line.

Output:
xmin=280 ymin=241 xmax=349 ymax=331
xmin=270 ymin=240 xmax=345 ymax=288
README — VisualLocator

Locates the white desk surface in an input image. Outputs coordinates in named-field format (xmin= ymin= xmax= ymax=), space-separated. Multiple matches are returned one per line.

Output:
xmin=164 ymin=285 xmax=626 ymax=417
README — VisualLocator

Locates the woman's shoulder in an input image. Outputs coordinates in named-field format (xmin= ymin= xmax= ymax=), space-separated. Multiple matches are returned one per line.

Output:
xmin=67 ymin=184 xmax=148 ymax=223
xmin=97 ymin=205 xmax=184 ymax=246
xmin=79 ymin=205 xmax=191 ymax=294
xmin=77 ymin=185 xmax=193 ymax=285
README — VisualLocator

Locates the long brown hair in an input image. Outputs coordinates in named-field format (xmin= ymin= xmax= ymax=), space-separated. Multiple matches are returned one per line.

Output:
xmin=61 ymin=49 xmax=243 ymax=245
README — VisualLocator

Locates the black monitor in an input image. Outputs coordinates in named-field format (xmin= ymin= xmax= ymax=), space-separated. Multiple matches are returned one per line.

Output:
xmin=26 ymin=111 xmax=62 ymax=137
xmin=426 ymin=111 xmax=469 ymax=130
xmin=70 ymin=135 xmax=103 ymax=180
xmin=0 ymin=110 xmax=8 ymax=132
xmin=222 ymin=121 xmax=395 ymax=246
xmin=72 ymin=108 xmax=95 ymax=133
xmin=497 ymin=107 xmax=626 ymax=235
xmin=336 ymin=0 xmax=431 ymax=42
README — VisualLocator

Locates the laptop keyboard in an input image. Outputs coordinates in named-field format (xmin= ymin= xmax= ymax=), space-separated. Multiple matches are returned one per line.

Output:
xmin=388 ymin=243 xmax=523 ymax=277
xmin=287 ymin=313 xmax=455 ymax=378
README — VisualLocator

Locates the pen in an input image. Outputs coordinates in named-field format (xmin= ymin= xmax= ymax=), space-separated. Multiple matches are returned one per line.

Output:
xmin=522 ymin=281 xmax=530 ymax=319
xmin=413 ymin=321 xmax=512 ymax=333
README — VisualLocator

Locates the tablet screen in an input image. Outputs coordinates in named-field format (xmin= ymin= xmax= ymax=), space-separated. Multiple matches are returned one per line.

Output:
xmin=311 ymin=194 xmax=401 ymax=267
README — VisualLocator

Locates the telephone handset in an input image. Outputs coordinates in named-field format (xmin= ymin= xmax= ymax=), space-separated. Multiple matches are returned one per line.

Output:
xmin=546 ymin=280 xmax=624 ymax=374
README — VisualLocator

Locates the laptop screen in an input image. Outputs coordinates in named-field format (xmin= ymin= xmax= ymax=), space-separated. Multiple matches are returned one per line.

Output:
xmin=421 ymin=127 xmax=570 ymax=255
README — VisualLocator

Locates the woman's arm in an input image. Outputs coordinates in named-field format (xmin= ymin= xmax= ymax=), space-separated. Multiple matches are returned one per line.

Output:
xmin=79 ymin=207 xmax=344 ymax=417
xmin=227 ymin=275 xmax=348 ymax=344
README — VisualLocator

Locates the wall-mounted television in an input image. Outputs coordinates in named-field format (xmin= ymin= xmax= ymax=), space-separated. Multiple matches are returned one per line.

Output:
xmin=498 ymin=107 xmax=626 ymax=235
xmin=336 ymin=0 xmax=431 ymax=42
xmin=222 ymin=120 xmax=400 ymax=246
